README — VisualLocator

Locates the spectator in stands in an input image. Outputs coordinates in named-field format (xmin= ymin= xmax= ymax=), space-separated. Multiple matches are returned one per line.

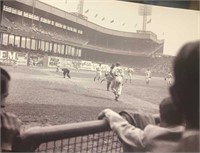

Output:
xmin=98 ymin=97 xmax=184 ymax=152
xmin=1 ymin=67 xmax=21 ymax=152
xmin=168 ymin=41 xmax=199 ymax=152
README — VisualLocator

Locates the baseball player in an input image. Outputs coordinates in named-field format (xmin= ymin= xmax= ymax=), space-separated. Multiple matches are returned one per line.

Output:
xmin=125 ymin=67 xmax=134 ymax=83
xmin=62 ymin=68 xmax=71 ymax=79
xmin=145 ymin=69 xmax=152 ymax=85
xmin=101 ymin=64 xmax=115 ymax=91
xmin=94 ymin=64 xmax=102 ymax=82
xmin=165 ymin=71 xmax=173 ymax=85
xmin=111 ymin=62 xmax=124 ymax=101
xmin=56 ymin=65 xmax=60 ymax=72
xmin=74 ymin=62 xmax=80 ymax=72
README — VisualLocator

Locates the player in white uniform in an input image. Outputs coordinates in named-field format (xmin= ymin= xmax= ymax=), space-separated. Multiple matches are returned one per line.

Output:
xmin=56 ymin=65 xmax=60 ymax=72
xmin=125 ymin=67 xmax=134 ymax=83
xmin=94 ymin=64 xmax=102 ymax=82
xmin=145 ymin=69 xmax=152 ymax=85
xmin=101 ymin=64 xmax=115 ymax=91
xmin=165 ymin=71 xmax=173 ymax=85
xmin=111 ymin=63 xmax=124 ymax=101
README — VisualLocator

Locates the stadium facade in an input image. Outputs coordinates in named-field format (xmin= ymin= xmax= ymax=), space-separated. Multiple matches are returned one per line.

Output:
xmin=0 ymin=0 xmax=165 ymax=70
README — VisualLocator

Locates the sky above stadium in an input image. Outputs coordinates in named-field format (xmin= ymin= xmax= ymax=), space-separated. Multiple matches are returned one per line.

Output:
xmin=39 ymin=0 xmax=199 ymax=56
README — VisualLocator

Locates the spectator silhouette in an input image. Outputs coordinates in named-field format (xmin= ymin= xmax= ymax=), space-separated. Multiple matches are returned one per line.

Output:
xmin=98 ymin=97 xmax=184 ymax=152
xmin=152 ymin=41 xmax=199 ymax=152
xmin=170 ymin=41 xmax=199 ymax=129
xmin=1 ymin=67 xmax=21 ymax=152
xmin=168 ymin=41 xmax=199 ymax=152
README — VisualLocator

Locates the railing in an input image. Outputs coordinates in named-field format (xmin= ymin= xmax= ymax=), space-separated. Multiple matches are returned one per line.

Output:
xmin=12 ymin=120 xmax=123 ymax=152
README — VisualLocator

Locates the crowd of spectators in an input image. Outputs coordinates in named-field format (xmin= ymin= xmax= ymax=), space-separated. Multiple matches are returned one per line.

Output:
xmin=2 ymin=15 xmax=88 ymax=45
xmin=150 ymin=56 xmax=173 ymax=74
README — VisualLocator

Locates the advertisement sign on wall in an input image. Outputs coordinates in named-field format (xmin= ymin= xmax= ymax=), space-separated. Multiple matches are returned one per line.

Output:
xmin=48 ymin=57 xmax=74 ymax=68
xmin=0 ymin=50 xmax=28 ymax=66
xmin=0 ymin=50 xmax=18 ymax=65
xmin=60 ymin=58 xmax=72 ymax=68
xmin=48 ymin=56 xmax=61 ymax=67
xmin=29 ymin=53 xmax=44 ymax=66
xmin=81 ymin=60 xmax=93 ymax=70
xmin=72 ymin=60 xmax=81 ymax=69
xmin=16 ymin=52 xmax=27 ymax=66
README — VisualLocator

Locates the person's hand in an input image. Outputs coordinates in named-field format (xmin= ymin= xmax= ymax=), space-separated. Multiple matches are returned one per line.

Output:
xmin=1 ymin=112 xmax=21 ymax=151
xmin=98 ymin=109 xmax=112 ymax=120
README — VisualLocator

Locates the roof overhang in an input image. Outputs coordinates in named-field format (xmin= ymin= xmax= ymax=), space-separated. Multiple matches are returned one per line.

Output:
xmin=119 ymin=0 xmax=199 ymax=10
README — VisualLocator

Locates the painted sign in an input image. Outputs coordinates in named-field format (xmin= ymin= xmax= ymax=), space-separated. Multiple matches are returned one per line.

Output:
xmin=81 ymin=60 xmax=93 ymax=70
xmin=0 ymin=50 xmax=28 ymax=65
xmin=60 ymin=58 xmax=72 ymax=68
xmin=0 ymin=50 xmax=18 ymax=65
xmin=29 ymin=53 xmax=44 ymax=66
xmin=71 ymin=60 xmax=81 ymax=69
xmin=16 ymin=52 xmax=27 ymax=66
xmin=48 ymin=56 xmax=61 ymax=67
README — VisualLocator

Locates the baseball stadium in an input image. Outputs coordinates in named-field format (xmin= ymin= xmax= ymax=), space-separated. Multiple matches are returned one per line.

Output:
xmin=0 ymin=0 xmax=199 ymax=152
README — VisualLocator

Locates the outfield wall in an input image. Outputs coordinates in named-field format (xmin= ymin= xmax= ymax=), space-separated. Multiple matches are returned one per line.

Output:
xmin=0 ymin=50 xmax=110 ymax=71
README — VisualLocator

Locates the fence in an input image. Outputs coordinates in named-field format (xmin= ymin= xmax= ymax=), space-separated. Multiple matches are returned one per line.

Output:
xmin=12 ymin=120 xmax=123 ymax=152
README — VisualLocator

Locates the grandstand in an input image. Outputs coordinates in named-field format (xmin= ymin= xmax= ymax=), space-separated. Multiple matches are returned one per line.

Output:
xmin=0 ymin=0 xmax=165 ymax=70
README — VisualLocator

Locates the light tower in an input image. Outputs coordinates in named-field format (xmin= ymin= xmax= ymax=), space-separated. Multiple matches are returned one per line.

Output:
xmin=139 ymin=5 xmax=152 ymax=31
xmin=77 ymin=0 xmax=84 ymax=15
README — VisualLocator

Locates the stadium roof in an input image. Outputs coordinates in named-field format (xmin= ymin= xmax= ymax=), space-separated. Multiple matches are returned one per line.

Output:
xmin=120 ymin=0 xmax=199 ymax=10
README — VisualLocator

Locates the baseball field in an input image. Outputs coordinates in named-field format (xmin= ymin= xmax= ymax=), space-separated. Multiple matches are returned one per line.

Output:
xmin=2 ymin=66 xmax=169 ymax=130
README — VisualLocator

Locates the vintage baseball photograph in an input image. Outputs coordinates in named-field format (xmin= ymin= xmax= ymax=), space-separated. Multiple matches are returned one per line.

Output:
xmin=0 ymin=0 xmax=199 ymax=152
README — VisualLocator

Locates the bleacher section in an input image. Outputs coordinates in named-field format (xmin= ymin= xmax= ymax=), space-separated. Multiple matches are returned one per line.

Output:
xmin=150 ymin=56 xmax=173 ymax=74
xmin=2 ymin=12 xmax=88 ymax=45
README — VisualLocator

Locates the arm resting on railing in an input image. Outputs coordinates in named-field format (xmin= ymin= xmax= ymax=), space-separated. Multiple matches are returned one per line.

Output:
xmin=12 ymin=120 xmax=110 ymax=152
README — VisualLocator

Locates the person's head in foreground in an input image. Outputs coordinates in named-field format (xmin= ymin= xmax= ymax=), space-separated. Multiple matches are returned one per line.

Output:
xmin=1 ymin=67 xmax=21 ymax=152
xmin=159 ymin=97 xmax=183 ymax=127
xmin=157 ymin=41 xmax=199 ymax=153
xmin=1 ymin=67 xmax=11 ymax=109
xmin=170 ymin=41 xmax=199 ymax=129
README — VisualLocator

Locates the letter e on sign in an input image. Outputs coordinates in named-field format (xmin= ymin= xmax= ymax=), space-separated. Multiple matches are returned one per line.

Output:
xmin=0 ymin=51 xmax=7 ymax=59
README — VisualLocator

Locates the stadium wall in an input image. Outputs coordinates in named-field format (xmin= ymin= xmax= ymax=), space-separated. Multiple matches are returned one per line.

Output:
xmin=0 ymin=49 xmax=106 ymax=71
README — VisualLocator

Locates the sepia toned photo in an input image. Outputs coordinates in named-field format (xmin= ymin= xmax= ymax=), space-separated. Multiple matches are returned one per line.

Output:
xmin=0 ymin=0 xmax=199 ymax=152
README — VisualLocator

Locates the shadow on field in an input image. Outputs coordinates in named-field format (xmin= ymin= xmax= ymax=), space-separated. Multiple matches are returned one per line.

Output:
xmin=82 ymin=94 xmax=111 ymax=101
xmin=89 ymin=88 xmax=108 ymax=92
xmin=43 ymin=87 xmax=70 ymax=93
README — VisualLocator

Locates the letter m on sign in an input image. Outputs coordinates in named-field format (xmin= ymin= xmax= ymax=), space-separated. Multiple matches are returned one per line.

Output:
xmin=8 ymin=52 xmax=17 ymax=60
